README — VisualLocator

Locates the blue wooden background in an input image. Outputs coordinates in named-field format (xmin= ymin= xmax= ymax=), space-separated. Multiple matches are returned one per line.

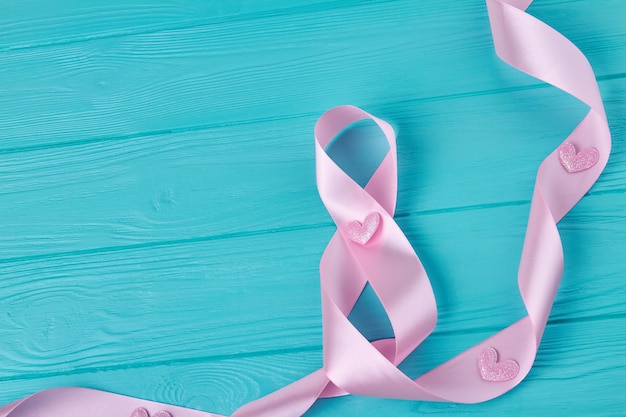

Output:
xmin=1 ymin=1 xmax=624 ymax=415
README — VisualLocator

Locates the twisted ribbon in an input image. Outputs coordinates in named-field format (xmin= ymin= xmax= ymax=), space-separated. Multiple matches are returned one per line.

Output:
xmin=0 ymin=0 xmax=611 ymax=416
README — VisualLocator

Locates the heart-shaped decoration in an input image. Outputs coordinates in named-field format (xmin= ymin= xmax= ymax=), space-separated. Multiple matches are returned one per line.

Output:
xmin=131 ymin=407 xmax=173 ymax=417
xmin=477 ymin=347 xmax=519 ymax=382
xmin=558 ymin=142 xmax=599 ymax=173
xmin=342 ymin=212 xmax=381 ymax=245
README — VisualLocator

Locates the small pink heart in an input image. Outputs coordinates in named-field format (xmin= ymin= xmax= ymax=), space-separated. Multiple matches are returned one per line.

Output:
xmin=558 ymin=142 xmax=599 ymax=173
xmin=131 ymin=408 xmax=173 ymax=417
xmin=342 ymin=212 xmax=381 ymax=245
xmin=477 ymin=347 xmax=519 ymax=382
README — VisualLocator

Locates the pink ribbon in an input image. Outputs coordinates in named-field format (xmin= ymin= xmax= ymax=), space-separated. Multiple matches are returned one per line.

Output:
xmin=0 ymin=0 xmax=610 ymax=416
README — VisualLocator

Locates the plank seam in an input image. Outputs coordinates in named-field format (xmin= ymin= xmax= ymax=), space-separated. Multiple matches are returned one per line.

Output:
xmin=0 ymin=0 xmax=402 ymax=53
xmin=3 ymin=191 xmax=625 ymax=265
xmin=1 ymin=312 xmax=624 ymax=383
xmin=2 ymin=73 xmax=624 ymax=156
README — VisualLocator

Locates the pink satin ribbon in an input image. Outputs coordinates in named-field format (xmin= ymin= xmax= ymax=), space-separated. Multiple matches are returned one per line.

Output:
xmin=1 ymin=0 xmax=610 ymax=416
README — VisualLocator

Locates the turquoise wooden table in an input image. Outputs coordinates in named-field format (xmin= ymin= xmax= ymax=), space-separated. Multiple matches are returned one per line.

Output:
xmin=1 ymin=1 xmax=624 ymax=415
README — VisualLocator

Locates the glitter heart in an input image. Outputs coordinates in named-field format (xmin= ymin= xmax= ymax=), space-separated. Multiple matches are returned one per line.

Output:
xmin=477 ymin=347 xmax=519 ymax=382
xmin=342 ymin=212 xmax=381 ymax=245
xmin=131 ymin=407 xmax=173 ymax=417
xmin=558 ymin=142 xmax=599 ymax=173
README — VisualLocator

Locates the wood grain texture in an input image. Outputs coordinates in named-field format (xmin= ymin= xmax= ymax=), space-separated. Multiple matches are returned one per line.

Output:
xmin=1 ymin=0 xmax=624 ymax=150
xmin=0 ymin=0 xmax=625 ymax=416
xmin=0 ymin=0 xmax=376 ymax=51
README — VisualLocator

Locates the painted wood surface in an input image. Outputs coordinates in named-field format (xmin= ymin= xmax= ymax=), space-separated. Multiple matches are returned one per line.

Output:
xmin=0 ymin=0 xmax=624 ymax=415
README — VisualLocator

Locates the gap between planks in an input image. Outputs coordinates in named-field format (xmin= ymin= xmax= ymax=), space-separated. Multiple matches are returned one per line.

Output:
xmin=0 ymin=0 xmax=402 ymax=53
xmin=1 ymin=188 xmax=625 ymax=266
xmin=1 ymin=73 xmax=625 ymax=156
xmin=0 ymin=313 xmax=624 ymax=384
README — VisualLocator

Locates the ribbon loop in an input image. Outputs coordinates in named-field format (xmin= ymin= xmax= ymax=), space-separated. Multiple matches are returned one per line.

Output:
xmin=315 ymin=106 xmax=398 ymax=225
xmin=315 ymin=105 xmax=439 ymax=395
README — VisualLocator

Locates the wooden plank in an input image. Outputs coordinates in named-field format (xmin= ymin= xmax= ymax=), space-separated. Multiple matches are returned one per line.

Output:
xmin=1 ymin=316 xmax=624 ymax=415
xmin=0 ymin=226 xmax=324 ymax=377
xmin=0 ymin=193 xmax=623 ymax=376
xmin=0 ymin=0 xmax=376 ymax=51
xmin=0 ymin=350 xmax=325 ymax=416
xmin=1 ymin=76 xmax=624 ymax=259
xmin=0 ymin=0 xmax=623 ymax=150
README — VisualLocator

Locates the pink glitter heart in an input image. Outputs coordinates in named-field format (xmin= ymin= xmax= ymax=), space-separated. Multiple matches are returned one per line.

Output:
xmin=477 ymin=347 xmax=519 ymax=382
xmin=131 ymin=408 xmax=172 ymax=417
xmin=558 ymin=142 xmax=599 ymax=173
xmin=342 ymin=212 xmax=381 ymax=245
